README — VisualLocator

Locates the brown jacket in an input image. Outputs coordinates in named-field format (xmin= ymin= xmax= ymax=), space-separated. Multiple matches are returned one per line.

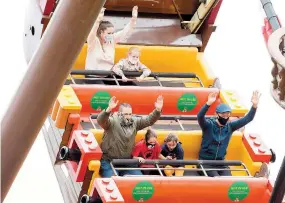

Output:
xmin=97 ymin=109 xmax=161 ymax=161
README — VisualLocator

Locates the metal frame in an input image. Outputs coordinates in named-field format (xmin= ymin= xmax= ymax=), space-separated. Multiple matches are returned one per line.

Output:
xmin=89 ymin=115 xmax=97 ymax=130
xmin=90 ymin=114 xmax=210 ymax=131
xmin=69 ymin=70 xmax=204 ymax=87
xmin=110 ymin=159 xmax=251 ymax=177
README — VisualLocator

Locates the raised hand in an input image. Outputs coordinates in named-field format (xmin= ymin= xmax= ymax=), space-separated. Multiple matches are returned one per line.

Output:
xmin=206 ymin=92 xmax=218 ymax=106
xmin=166 ymin=156 xmax=173 ymax=160
xmin=251 ymin=90 xmax=261 ymax=108
xmin=132 ymin=6 xmax=138 ymax=18
xmin=98 ymin=7 xmax=105 ymax=21
xmin=138 ymin=157 xmax=145 ymax=163
xmin=136 ymin=76 xmax=144 ymax=82
xmin=155 ymin=95 xmax=164 ymax=111
xmin=122 ymin=76 xmax=129 ymax=82
xmin=108 ymin=96 xmax=119 ymax=110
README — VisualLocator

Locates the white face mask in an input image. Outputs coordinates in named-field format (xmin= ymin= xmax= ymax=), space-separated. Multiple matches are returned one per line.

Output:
xmin=128 ymin=57 xmax=139 ymax=65
xmin=104 ymin=34 xmax=113 ymax=43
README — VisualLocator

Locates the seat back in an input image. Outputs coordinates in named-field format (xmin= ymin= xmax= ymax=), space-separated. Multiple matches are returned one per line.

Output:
xmin=72 ymin=84 xmax=220 ymax=115
xmin=90 ymin=129 xmax=243 ymax=161
xmin=72 ymin=44 xmax=215 ymax=87
xmin=109 ymin=176 xmax=271 ymax=203
xmin=73 ymin=44 xmax=198 ymax=72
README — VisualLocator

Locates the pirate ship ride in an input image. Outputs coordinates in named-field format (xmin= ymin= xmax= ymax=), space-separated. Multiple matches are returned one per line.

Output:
xmin=1 ymin=0 xmax=285 ymax=203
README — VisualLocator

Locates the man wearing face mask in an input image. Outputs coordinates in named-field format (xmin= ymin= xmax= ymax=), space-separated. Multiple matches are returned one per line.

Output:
xmin=97 ymin=95 xmax=163 ymax=177
xmin=112 ymin=47 xmax=151 ymax=84
xmin=197 ymin=91 xmax=261 ymax=177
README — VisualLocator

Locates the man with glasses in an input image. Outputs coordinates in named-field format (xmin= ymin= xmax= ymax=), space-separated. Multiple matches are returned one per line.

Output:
xmin=97 ymin=95 xmax=163 ymax=177
xmin=197 ymin=91 xmax=260 ymax=177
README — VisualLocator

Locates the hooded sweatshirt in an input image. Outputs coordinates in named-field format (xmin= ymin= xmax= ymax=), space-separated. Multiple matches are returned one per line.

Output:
xmin=197 ymin=104 xmax=257 ymax=160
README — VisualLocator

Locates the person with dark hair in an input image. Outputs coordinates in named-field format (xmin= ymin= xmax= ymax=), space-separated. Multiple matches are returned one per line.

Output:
xmin=197 ymin=91 xmax=261 ymax=177
xmin=97 ymin=95 xmax=163 ymax=177
xmin=161 ymin=133 xmax=184 ymax=161
xmin=160 ymin=133 xmax=185 ymax=176
xmin=85 ymin=6 xmax=138 ymax=84
xmin=132 ymin=129 xmax=167 ymax=174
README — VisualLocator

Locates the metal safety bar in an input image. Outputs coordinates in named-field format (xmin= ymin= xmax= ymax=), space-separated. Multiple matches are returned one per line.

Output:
xmin=90 ymin=114 xmax=211 ymax=120
xmin=69 ymin=70 xmax=204 ymax=87
xmin=90 ymin=114 xmax=211 ymax=131
xmin=70 ymin=70 xmax=196 ymax=78
xmin=110 ymin=159 xmax=251 ymax=177
xmin=89 ymin=115 xmax=97 ymax=130
xmin=260 ymin=0 xmax=281 ymax=32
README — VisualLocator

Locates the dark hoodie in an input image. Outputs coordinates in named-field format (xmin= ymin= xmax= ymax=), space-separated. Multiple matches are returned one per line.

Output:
xmin=161 ymin=142 xmax=184 ymax=160
xmin=197 ymin=104 xmax=257 ymax=160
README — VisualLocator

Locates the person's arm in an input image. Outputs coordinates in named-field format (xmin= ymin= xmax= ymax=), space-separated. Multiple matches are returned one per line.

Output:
xmin=114 ymin=6 xmax=138 ymax=43
xmin=155 ymin=144 xmax=165 ymax=160
xmin=87 ymin=8 xmax=105 ymax=50
xmin=230 ymin=106 xmax=257 ymax=131
xmin=197 ymin=104 xmax=211 ymax=129
xmin=176 ymin=144 xmax=184 ymax=160
xmin=136 ymin=95 xmax=163 ymax=130
xmin=137 ymin=63 xmax=151 ymax=81
xmin=97 ymin=109 xmax=113 ymax=130
xmin=198 ymin=92 xmax=218 ymax=129
xmin=159 ymin=154 xmax=167 ymax=160
xmin=132 ymin=142 xmax=145 ymax=163
xmin=160 ymin=145 xmax=167 ymax=157
xmin=229 ymin=90 xmax=260 ymax=131
xmin=97 ymin=96 xmax=119 ymax=130
xmin=136 ymin=110 xmax=161 ymax=131
xmin=112 ymin=59 xmax=126 ymax=77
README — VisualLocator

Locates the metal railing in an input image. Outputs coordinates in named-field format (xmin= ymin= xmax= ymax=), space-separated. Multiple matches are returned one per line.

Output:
xmin=69 ymin=70 xmax=204 ymax=87
xmin=110 ymin=159 xmax=251 ymax=177
xmin=89 ymin=114 xmax=210 ymax=131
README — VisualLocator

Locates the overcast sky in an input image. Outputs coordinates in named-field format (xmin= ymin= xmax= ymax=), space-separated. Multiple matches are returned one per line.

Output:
xmin=1 ymin=0 xmax=284 ymax=202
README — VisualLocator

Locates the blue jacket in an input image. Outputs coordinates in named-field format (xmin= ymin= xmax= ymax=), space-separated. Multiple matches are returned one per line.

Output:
xmin=197 ymin=104 xmax=256 ymax=160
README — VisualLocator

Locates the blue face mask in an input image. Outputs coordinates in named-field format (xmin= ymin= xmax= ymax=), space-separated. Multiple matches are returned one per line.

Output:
xmin=104 ymin=34 xmax=113 ymax=43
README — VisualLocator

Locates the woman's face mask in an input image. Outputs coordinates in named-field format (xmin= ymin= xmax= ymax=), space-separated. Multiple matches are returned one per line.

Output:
xmin=100 ymin=27 xmax=114 ymax=43
xmin=104 ymin=34 xmax=113 ymax=43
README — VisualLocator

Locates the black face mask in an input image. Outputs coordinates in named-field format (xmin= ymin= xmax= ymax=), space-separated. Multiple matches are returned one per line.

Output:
xmin=218 ymin=116 xmax=229 ymax=126
xmin=146 ymin=142 xmax=156 ymax=149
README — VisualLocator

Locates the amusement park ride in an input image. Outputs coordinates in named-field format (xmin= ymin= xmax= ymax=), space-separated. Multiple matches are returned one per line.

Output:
xmin=1 ymin=0 xmax=285 ymax=203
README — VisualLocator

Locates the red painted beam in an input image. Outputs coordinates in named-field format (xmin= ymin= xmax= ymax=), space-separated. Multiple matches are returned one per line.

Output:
xmin=39 ymin=0 xmax=56 ymax=15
